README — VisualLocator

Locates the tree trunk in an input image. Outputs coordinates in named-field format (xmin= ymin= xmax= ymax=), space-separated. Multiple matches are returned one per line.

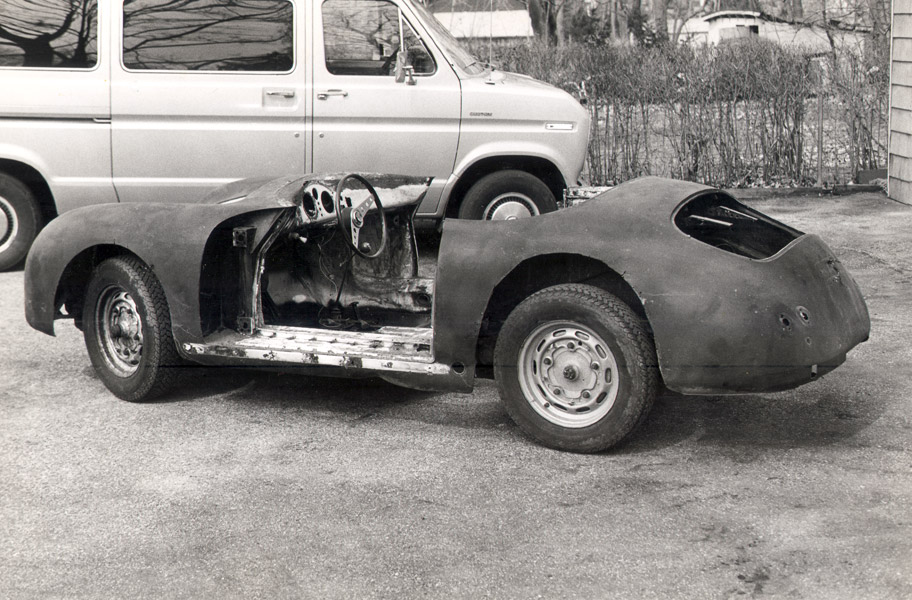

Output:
xmin=652 ymin=0 xmax=668 ymax=41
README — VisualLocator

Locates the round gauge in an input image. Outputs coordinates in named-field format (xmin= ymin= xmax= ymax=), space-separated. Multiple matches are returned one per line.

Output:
xmin=320 ymin=189 xmax=334 ymax=214
xmin=302 ymin=187 xmax=318 ymax=219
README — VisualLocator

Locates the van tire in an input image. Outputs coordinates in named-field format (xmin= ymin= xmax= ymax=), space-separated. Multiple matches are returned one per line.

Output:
xmin=457 ymin=170 xmax=557 ymax=220
xmin=0 ymin=173 xmax=42 ymax=271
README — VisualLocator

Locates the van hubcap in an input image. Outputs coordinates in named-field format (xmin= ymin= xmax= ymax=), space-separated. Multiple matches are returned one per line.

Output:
xmin=0 ymin=196 xmax=17 ymax=251
xmin=483 ymin=193 xmax=539 ymax=220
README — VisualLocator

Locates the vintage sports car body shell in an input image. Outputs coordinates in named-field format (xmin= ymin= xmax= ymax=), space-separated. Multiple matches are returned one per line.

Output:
xmin=25 ymin=176 xmax=869 ymax=395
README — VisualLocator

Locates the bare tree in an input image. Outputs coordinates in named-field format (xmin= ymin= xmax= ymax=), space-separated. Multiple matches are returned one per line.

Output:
xmin=528 ymin=0 xmax=574 ymax=44
xmin=121 ymin=0 xmax=292 ymax=71
xmin=0 ymin=0 xmax=96 ymax=67
xmin=651 ymin=0 xmax=668 ymax=39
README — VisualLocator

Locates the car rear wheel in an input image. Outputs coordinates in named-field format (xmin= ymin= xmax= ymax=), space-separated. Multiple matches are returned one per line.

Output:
xmin=494 ymin=284 xmax=658 ymax=453
xmin=457 ymin=170 xmax=557 ymax=220
xmin=0 ymin=173 xmax=42 ymax=271
xmin=83 ymin=256 xmax=181 ymax=402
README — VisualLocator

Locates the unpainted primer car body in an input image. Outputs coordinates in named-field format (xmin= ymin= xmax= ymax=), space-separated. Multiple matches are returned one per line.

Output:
xmin=24 ymin=175 xmax=870 ymax=451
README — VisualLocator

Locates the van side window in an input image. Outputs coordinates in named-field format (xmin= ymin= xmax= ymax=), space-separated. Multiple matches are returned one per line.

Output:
xmin=322 ymin=0 xmax=434 ymax=76
xmin=122 ymin=0 xmax=294 ymax=72
xmin=0 ymin=0 xmax=98 ymax=69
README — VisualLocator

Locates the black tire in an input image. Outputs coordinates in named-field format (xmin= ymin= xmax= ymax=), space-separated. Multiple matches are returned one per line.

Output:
xmin=494 ymin=284 xmax=658 ymax=453
xmin=0 ymin=173 xmax=42 ymax=271
xmin=457 ymin=170 xmax=557 ymax=220
xmin=83 ymin=256 xmax=181 ymax=402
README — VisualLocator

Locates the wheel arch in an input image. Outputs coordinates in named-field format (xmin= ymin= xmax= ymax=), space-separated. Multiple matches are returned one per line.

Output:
xmin=475 ymin=253 xmax=650 ymax=368
xmin=55 ymin=245 xmax=144 ymax=330
xmin=445 ymin=156 xmax=567 ymax=219
xmin=0 ymin=159 xmax=57 ymax=225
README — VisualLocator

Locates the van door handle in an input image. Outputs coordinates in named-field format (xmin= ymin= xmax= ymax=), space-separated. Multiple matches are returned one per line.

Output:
xmin=317 ymin=89 xmax=349 ymax=100
xmin=265 ymin=89 xmax=296 ymax=99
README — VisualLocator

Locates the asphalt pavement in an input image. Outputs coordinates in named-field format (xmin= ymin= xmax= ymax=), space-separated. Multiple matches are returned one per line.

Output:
xmin=1 ymin=190 xmax=910 ymax=599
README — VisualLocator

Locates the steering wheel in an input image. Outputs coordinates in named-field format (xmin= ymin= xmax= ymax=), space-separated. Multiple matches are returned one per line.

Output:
xmin=334 ymin=173 xmax=387 ymax=259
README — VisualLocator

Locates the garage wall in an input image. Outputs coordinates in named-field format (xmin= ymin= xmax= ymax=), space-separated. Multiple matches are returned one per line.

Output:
xmin=890 ymin=0 xmax=912 ymax=204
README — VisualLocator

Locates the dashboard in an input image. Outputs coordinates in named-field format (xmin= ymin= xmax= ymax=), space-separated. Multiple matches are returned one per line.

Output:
xmin=292 ymin=175 xmax=431 ymax=227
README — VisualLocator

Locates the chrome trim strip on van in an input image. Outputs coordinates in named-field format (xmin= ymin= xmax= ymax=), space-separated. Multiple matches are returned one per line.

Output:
xmin=0 ymin=116 xmax=110 ymax=123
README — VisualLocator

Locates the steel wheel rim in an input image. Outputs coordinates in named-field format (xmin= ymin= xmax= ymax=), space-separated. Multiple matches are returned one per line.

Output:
xmin=483 ymin=192 xmax=539 ymax=220
xmin=517 ymin=321 xmax=620 ymax=428
xmin=95 ymin=286 xmax=144 ymax=377
xmin=0 ymin=195 xmax=17 ymax=252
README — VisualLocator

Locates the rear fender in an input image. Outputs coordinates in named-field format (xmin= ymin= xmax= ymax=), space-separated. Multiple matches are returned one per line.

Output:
xmin=433 ymin=216 xmax=626 ymax=375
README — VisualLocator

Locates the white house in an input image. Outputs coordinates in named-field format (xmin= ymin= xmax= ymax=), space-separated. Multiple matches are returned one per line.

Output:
xmin=676 ymin=10 xmax=866 ymax=52
xmin=675 ymin=10 xmax=762 ymax=45
xmin=429 ymin=0 xmax=534 ymax=42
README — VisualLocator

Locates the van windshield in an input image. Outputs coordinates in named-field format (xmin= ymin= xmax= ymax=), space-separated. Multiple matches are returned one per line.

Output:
xmin=406 ymin=0 xmax=485 ymax=75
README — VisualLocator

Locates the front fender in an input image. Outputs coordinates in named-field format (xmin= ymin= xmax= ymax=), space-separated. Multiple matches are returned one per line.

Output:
xmin=24 ymin=202 xmax=286 ymax=343
xmin=452 ymin=142 xmax=575 ymax=190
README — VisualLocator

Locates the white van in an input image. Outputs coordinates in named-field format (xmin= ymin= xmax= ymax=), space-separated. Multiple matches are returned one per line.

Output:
xmin=0 ymin=0 xmax=588 ymax=270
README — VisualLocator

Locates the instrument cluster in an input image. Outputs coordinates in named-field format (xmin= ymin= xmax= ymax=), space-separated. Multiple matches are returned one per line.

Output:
xmin=296 ymin=183 xmax=339 ymax=224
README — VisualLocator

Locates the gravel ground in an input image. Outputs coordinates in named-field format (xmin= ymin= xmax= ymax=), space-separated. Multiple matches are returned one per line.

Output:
xmin=1 ymin=190 xmax=909 ymax=599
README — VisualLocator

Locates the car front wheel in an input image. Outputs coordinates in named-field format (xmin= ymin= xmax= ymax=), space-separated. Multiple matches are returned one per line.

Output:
xmin=457 ymin=170 xmax=557 ymax=220
xmin=83 ymin=256 xmax=181 ymax=402
xmin=494 ymin=284 xmax=658 ymax=453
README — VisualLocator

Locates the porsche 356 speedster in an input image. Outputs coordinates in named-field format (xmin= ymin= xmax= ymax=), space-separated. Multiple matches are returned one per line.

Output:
xmin=24 ymin=175 xmax=870 ymax=452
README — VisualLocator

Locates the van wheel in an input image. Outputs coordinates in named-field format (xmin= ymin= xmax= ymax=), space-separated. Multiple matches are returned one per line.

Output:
xmin=83 ymin=256 xmax=181 ymax=402
xmin=0 ymin=173 xmax=42 ymax=271
xmin=458 ymin=170 xmax=557 ymax=220
xmin=494 ymin=284 xmax=658 ymax=453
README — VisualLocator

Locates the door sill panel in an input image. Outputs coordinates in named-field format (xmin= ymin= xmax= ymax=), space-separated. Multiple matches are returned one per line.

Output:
xmin=183 ymin=325 xmax=452 ymax=375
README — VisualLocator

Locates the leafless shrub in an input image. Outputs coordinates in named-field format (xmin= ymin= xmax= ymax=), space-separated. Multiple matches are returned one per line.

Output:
xmin=476 ymin=39 xmax=887 ymax=187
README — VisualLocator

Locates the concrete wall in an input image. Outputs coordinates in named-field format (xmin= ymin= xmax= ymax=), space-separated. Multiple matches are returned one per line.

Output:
xmin=890 ymin=0 xmax=912 ymax=204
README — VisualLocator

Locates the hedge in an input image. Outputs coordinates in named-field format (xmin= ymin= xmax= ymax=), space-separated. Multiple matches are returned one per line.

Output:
xmin=476 ymin=40 xmax=888 ymax=187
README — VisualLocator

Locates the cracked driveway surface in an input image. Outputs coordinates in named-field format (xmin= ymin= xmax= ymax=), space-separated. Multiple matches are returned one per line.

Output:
xmin=1 ymin=191 xmax=910 ymax=599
